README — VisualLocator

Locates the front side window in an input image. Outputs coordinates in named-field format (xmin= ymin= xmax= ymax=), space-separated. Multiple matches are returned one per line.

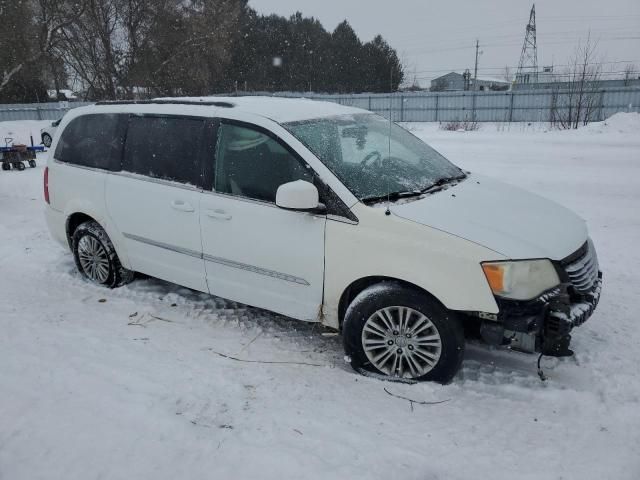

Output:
xmin=54 ymin=114 xmax=126 ymax=170
xmin=123 ymin=116 xmax=205 ymax=186
xmin=284 ymin=113 xmax=465 ymax=202
xmin=214 ymin=123 xmax=313 ymax=203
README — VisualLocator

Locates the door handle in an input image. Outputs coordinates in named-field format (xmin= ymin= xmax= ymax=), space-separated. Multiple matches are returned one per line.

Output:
xmin=206 ymin=209 xmax=232 ymax=221
xmin=171 ymin=200 xmax=195 ymax=212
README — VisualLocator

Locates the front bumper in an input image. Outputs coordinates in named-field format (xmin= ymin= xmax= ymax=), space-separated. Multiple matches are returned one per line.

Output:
xmin=547 ymin=275 xmax=602 ymax=332
xmin=480 ymin=240 xmax=602 ymax=356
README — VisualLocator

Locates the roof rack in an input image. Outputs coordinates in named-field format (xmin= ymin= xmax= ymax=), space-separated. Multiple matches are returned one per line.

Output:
xmin=95 ymin=100 xmax=234 ymax=108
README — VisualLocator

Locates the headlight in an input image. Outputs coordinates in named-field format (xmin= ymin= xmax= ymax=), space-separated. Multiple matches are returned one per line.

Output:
xmin=481 ymin=259 xmax=560 ymax=300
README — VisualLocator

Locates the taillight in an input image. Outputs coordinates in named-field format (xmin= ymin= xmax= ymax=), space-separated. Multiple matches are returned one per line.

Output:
xmin=44 ymin=167 xmax=50 ymax=204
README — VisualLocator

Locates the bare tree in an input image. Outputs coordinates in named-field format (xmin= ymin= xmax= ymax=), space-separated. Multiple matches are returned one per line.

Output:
xmin=55 ymin=0 xmax=186 ymax=100
xmin=550 ymin=34 xmax=603 ymax=129
xmin=0 ymin=0 xmax=84 ymax=94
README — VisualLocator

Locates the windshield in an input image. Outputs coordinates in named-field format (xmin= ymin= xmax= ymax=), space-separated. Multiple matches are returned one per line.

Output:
xmin=284 ymin=113 xmax=464 ymax=201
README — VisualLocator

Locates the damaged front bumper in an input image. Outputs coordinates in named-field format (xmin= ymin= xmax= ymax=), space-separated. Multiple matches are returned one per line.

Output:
xmin=479 ymin=240 xmax=603 ymax=357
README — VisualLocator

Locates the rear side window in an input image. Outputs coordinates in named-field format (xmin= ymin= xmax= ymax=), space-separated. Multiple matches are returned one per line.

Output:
xmin=123 ymin=116 xmax=205 ymax=186
xmin=54 ymin=114 xmax=126 ymax=170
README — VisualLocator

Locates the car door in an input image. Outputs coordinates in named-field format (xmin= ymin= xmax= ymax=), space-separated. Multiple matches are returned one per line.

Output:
xmin=105 ymin=114 xmax=208 ymax=292
xmin=200 ymin=120 xmax=326 ymax=321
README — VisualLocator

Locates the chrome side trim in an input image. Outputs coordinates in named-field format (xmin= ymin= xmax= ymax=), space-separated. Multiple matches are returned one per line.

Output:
xmin=202 ymin=254 xmax=310 ymax=286
xmin=122 ymin=232 xmax=309 ymax=286
xmin=122 ymin=232 xmax=202 ymax=259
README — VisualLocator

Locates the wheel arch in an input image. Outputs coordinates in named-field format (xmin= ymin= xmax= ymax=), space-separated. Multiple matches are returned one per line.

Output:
xmin=337 ymin=276 xmax=447 ymax=330
xmin=65 ymin=212 xmax=95 ymax=249
xmin=64 ymin=210 xmax=132 ymax=270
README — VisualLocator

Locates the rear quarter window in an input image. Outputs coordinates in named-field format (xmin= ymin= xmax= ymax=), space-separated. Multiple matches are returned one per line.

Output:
xmin=122 ymin=115 xmax=205 ymax=186
xmin=54 ymin=114 xmax=126 ymax=170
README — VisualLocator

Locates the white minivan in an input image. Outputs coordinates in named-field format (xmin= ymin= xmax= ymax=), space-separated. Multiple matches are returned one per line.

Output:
xmin=45 ymin=97 xmax=602 ymax=383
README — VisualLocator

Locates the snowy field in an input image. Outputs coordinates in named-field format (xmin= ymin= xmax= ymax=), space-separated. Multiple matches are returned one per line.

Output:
xmin=1 ymin=114 xmax=640 ymax=480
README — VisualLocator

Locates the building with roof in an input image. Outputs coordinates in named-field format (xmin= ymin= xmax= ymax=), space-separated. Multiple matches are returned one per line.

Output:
xmin=430 ymin=72 xmax=510 ymax=92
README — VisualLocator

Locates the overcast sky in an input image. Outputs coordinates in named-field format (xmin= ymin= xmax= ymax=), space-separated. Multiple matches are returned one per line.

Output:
xmin=250 ymin=0 xmax=640 ymax=85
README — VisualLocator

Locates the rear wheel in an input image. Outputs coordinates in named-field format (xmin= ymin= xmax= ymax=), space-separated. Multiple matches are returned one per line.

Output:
xmin=1 ymin=162 xmax=9 ymax=171
xmin=72 ymin=221 xmax=134 ymax=288
xmin=29 ymin=160 xmax=36 ymax=168
xmin=14 ymin=162 xmax=25 ymax=171
xmin=42 ymin=133 xmax=52 ymax=147
xmin=343 ymin=282 xmax=465 ymax=383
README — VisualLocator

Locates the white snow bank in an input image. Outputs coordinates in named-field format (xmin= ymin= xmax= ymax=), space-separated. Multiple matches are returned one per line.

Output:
xmin=403 ymin=112 xmax=640 ymax=136
xmin=584 ymin=112 xmax=640 ymax=135
xmin=0 ymin=120 xmax=51 ymax=146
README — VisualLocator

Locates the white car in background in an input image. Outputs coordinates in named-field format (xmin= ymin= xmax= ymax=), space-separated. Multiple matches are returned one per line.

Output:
xmin=43 ymin=97 xmax=602 ymax=383
xmin=40 ymin=119 xmax=61 ymax=147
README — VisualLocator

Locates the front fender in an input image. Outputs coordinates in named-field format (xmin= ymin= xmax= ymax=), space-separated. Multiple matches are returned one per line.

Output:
xmin=322 ymin=203 xmax=503 ymax=329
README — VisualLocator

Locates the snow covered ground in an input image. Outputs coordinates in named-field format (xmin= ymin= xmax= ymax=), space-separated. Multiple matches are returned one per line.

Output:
xmin=0 ymin=120 xmax=50 ymax=147
xmin=1 ymin=114 xmax=640 ymax=480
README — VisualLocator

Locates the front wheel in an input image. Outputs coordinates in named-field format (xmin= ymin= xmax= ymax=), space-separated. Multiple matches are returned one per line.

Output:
xmin=343 ymin=283 xmax=465 ymax=383
xmin=72 ymin=221 xmax=134 ymax=288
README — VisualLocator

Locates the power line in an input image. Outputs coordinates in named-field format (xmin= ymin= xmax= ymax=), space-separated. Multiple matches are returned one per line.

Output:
xmin=401 ymin=32 xmax=640 ymax=54
xmin=393 ymin=25 xmax=640 ymax=48
xmin=409 ymin=60 xmax=639 ymax=75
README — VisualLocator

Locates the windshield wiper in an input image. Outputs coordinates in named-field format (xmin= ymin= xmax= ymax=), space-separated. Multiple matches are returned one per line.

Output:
xmin=420 ymin=173 xmax=467 ymax=194
xmin=361 ymin=190 xmax=422 ymax=204
xmin=362 ymin=174 xmax=467 ymax=204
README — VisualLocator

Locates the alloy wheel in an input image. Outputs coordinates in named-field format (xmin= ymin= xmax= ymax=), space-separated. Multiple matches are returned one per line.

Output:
xmin=361 ymin=306 xmax=442 ymax=379
xmin=77 ymin=236 xmax=110 ymax=283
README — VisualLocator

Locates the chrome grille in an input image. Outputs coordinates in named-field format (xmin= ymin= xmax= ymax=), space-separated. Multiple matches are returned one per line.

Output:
xmin=563 ymin=239 xmax=599 ymax=294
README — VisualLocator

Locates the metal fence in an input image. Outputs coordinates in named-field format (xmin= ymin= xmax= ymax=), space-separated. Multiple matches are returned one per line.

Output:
xmin=1 ymin=87 xmax=639 ymax=123
xmin=292 ymin=87 xmax=640 ymax=123
xmin=0 ymin=101 xmax=93 ymax=121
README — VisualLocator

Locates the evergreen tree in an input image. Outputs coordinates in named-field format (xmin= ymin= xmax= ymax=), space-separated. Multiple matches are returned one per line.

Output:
xmin=363 ymin=35 xmax=404 ymax=92
xmin=329 ymin=20 xmax=365 ymax=93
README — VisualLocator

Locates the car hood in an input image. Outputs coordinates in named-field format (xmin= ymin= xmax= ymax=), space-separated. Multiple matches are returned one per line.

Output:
xmin=389 ymin=174 xmax=587 ymax=260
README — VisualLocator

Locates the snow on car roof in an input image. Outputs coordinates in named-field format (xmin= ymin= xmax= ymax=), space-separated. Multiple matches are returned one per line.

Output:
xmin=157 ymin=95 xmax=369 ymax=123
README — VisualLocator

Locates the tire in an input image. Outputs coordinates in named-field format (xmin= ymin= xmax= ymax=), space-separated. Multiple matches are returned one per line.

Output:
xmin=29 ymin=160 xmax=36 ymax=168
xmin=71 ymin=220 xmax=134 ymax=288
xmin=1 ymin=162 xmax=9 ymax=171
xmin=42 ymin=133 xmax=52 ymax=148
xmin=15 ymin=162 xmax=25 ymax=171
xmin=343 ymin=282 xmax=465 ymax=384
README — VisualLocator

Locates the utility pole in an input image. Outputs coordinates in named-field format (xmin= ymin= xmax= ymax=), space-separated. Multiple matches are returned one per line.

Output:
xmin=473 ymin=39 xmax=480 ymax=91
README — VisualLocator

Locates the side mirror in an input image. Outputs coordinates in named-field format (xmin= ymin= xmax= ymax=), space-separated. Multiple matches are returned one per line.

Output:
xmin=276 ymin=180 xmax=325 ymax=213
